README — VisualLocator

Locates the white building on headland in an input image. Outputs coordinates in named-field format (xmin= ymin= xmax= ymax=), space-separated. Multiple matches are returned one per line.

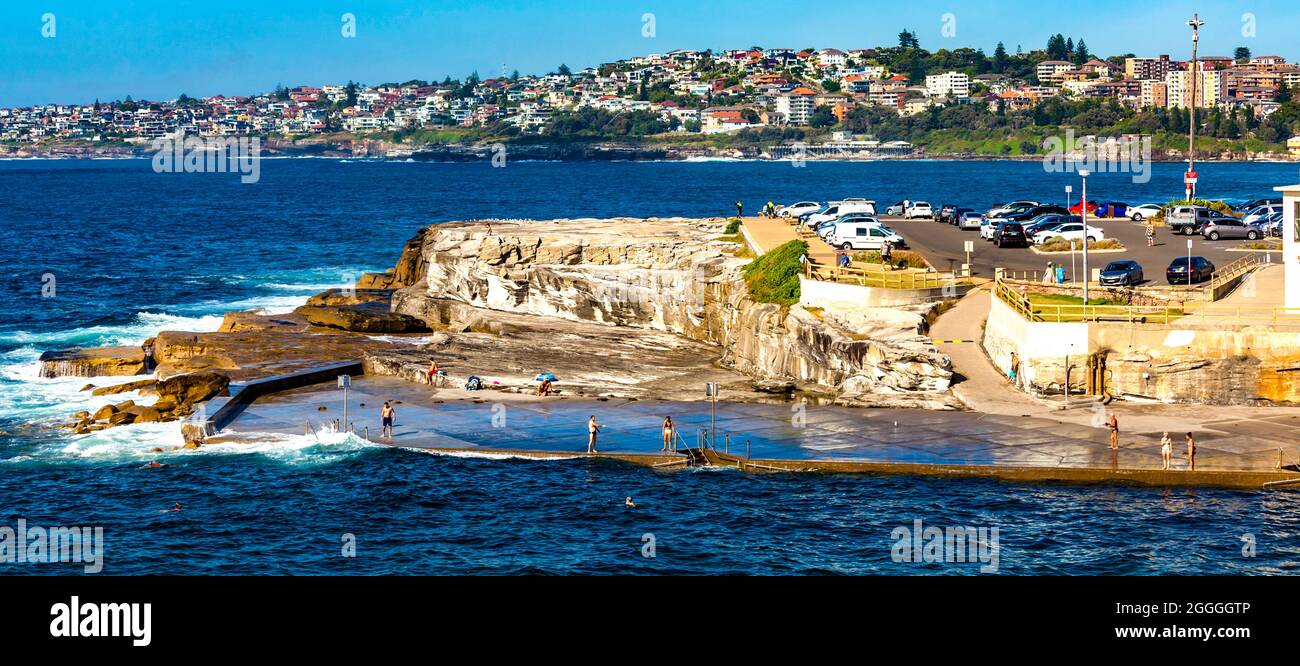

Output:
xmin=925 ymin=71 xmax=970 ymax=99
xmin=1278 ymin=184 xmax=1300 ymax=309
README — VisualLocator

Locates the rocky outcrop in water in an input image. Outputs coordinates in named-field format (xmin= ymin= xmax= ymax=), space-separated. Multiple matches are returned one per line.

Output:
xmin=39 ymin=346 xmax=146 ymax=378
xmin=65 ymin=371 xmax=229 ymax=433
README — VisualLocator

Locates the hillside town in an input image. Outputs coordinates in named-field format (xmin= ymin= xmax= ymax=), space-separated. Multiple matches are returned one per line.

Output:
xmin=5 ymin=33 xmax=1300 ymax=156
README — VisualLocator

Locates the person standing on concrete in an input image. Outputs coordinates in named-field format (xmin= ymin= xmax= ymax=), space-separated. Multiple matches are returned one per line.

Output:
xmin=380 ymin=401 xmax=396 ymax=439
xmin=1186 ymin=432 xmax=1197 ymax=471
xmin=1160 ymin=432 xmax=1173 ymax=470
xmin=735 ymin=201 xmax=743 ymax=218
xmin=1145 ymin=221 xmax=1155 ymax=247
xmin=661 ymin=416 xmax=675 ymax=452
xmin=1055 ymin=263 xmax=1066 ymax=285
xmin=881 ymin=241 xmax=893 ymax=270
xmin=1042 ymin=262 xmax=1054 ymax=283
xmin=587 ymin=415 xmax=605 ymax=454
xmin=1007 ymin=352 xmax=1020 ymax=387
xmin=1107 ymin=413 xmax=1120 ymax=451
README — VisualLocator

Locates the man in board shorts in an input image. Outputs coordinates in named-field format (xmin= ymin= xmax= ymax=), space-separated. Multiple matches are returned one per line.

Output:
xmin=381 ymin=401 xmax=396 ymax=439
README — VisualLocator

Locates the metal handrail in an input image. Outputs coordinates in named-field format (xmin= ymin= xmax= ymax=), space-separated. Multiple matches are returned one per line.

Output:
xmin=994 ymin=275 xmax=1300 ymax=325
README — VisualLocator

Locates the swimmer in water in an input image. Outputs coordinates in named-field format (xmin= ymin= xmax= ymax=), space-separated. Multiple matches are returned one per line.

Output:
xmin=142 ymin=461 xmax=166 ymax=469
xmin=171 ymin=502 xmax=182 ymax=512
xmin=625 ymin=497 xmax=636 ymax=508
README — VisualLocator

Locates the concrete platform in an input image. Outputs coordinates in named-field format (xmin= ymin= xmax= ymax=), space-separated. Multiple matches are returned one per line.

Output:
xmin=216 ymin=376 xmax=1300 ymax=489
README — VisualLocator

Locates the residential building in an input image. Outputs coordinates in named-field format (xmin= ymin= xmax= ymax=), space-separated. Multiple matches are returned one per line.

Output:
xmin=925 ymin=71 xmax=970 ymax=99
xmin=775 ymin=87 xmax=816 ymax=125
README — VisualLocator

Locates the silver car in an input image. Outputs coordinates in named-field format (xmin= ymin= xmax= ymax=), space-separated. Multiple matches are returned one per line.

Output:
xmin=1201 ymin=218 xmax=1263 ymax=241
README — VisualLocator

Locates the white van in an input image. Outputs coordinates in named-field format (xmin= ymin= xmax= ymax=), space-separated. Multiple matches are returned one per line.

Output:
xmin=825 ymin=219 xmax=906 ymax=251
xmin=804 ymin=201 xmax=877 ymax=227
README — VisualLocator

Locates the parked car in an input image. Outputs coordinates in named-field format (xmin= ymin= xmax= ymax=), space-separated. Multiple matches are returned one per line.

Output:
xmin=986 ymin=200 xmax=1040 ymax=218
xmin=1240 ymin=197 xmax=1282 ymax=212
xmin=778 ymin=201 xmax=821 ymax=218
xmin=980 ymin=218 xmax=999 ymax=241
xmin=884 ymin=201 xmax=907 ymax=216
xmin=1265 ymin=212 xmax=1284 ymax=237
xmin=1127 ymin=203 xmax=1163 ymax=222
xmin=1023 ymin=214 xmax=1080 ymax=237
xmin=1166 ymin=206 xmax=1235 ymax=236
xmin=957 ymin=210 xmax=984 ymax=230
xmin=905 ymin=202 xmax=934 ymax=219
xmin=1096 ymin=202 xmax=1130 ymax=218
xmin=803 ymin=201 xmax=877 ymax=228
xmin=1201 ymin=218 xmax=1264 ymax=241
xmin=1242 ymin=205 xmax=1282 ymax=226
xmin=824 ymin=218 xmax=907 ymax=251
xmin=1032 ymin=222 xmax=1104 ymax=245
xmin=1099 ymin=260 xmax=1144 ymax=287
xmin=1003 ymin=205 xmax=1070 ymax=223
xmin=993 ymin=222 xmax=1028 ymax=248
xmin=1166 ymin=256 xmax=1215 ymax=284
xmin=934 ymin=204 xmax=957 ymax=223
xmin=1068 ymin=200 xmax=1100 ymax=215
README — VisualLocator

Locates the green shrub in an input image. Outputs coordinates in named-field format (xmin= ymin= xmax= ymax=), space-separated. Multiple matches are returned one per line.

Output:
xmin=742 ymin=240 xmax=808 ymax=305
xmin=850 ymin=249 xmax=929 ymax=269
xmin=724 ymin=217 xmax=742 ymax=234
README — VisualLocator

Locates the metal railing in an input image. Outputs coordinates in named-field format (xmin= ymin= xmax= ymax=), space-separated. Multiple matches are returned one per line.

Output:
xmin=994 ymin=276 xmax=1300 ymax=325
xmin=806 ymin=261 xmax=968 ymax=290
xmin=1207 ymin=253 xmax=1262 ymax=292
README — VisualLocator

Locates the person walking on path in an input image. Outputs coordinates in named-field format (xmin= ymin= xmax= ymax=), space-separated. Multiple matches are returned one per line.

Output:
xmin=1055 ymin=263 xmax=1066 ymax=284
xmin=881 ymin=241 xmax=893 ymax=270
xmin=1006 ymin=352 xmax=1020 ymax=387
xmin=380 ymin=401 xmax=396 ymax=439
xmin=661 ymin=416 xmax=675 ymax=452
xmin=1107 ymin=413 xmax=1120 ymax=451
xmin=1186 ymin=432 xmax=1197 ymax=471
xmin=1145 ymin=221 xmax=1155 ymax=247
xmin=587 ymin=415 xmax=604 ymax=454
xmin=1042 ymin=262 xmax=1054 ymax=283
xmin=1160 ymin=432 xmax=1173 ymax=470
xmin=735 ymin=200 xmax=743 ymax=218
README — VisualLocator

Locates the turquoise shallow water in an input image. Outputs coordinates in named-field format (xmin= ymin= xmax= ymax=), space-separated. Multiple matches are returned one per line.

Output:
xmin=2 ymin=158 xmax=1298 ymax=574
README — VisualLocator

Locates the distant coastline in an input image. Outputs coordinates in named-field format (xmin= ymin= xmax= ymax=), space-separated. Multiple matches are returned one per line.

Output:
xmin=3 ymin=135 xmax=1297 ymax=163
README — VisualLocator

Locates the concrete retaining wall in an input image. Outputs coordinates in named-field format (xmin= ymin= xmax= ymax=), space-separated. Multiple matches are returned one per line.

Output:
xmin=982 ymin=296 xmax=1089 ymax=393
xmin=185 ymin=360 xmax=363 ymax=440
xmin=800 ymin=276 xmax=971 ymax=309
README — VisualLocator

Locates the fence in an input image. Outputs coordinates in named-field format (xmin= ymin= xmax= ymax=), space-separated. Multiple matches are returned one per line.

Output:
xmin=994 ymin=275 xmax=1300 ymax=325
xmin=806 ymin=261 xmax=968 ymax=290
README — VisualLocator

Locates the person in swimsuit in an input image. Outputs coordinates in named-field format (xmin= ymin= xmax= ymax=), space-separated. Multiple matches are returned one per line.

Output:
xmin=1107 ymin=413 xmax=1120 ymax=450
xmin=425 ymin=359 xmax=439 ymax=386
xmin=1160 ymin=432 xmax=1173 ymax=470
xmin=587 ymin=415 xmax=604 ymax=454
xmin=380 ymin=401 xmax=396 ymax=439
xmin=1186 ymin=432 xmax=1197 ymax=471
xmin=661 ymin=416 xmax=675 ymax=452
xmin=537 ymin=378 xmax=553 ymax=396
xmin=1007 ymin=352 xmax=1020 ymax=387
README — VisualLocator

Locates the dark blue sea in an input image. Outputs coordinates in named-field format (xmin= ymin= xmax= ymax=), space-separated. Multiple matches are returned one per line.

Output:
xmin=2 ymin=157 xmax=1298 ymax=575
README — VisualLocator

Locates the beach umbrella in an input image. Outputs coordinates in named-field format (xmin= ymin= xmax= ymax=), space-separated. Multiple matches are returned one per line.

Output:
xmin=534 ymin=373 xmax=559 ymax=382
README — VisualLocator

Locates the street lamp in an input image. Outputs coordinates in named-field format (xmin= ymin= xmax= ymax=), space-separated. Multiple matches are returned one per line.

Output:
xmin=1186 ymin=13 xmax=1205 ymax=200
xmin=1078 ymin=169 xmax=1091 ymax=306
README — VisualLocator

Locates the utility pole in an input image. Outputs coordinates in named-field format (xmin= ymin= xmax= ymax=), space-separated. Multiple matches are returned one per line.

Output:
xmin=1186 ymin=13 xmax=1204 ymax=201
xmin=1080 ymin=170 xmax=1091 ymax=306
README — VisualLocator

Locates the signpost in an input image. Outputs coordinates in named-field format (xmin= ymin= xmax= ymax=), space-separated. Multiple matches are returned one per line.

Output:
xmin=1079 ymin=170 xmax=1091 ymax=305
xmin=338 ymin=374 xmax=351 ymax=433
xmin=1184 ymin=170 xmax=1198 ymax=200
xmin=964 ymin=240 xmax=974 ymax=277
xmin=1065 ymin=185 xmax=1073 ymax=208
xmin=705 ymin=382 xmax=718 ymax=449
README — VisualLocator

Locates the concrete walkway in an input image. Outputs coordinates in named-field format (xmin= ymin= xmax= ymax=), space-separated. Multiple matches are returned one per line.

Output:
xmin=929 ymin=287 xmax=1300 ymax=466
xmin=741 ymin=215 xmax=835 ymax=263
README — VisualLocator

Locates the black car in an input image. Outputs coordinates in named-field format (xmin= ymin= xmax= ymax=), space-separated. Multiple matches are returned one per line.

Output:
xmin=935 ymin=204 xmax=958 ymax=223
xmin=1166 ymin=256 xmax=1215 ymax=285
xmin=1004 ymin=205 xmax=1070 ymax=222
xmin=948 ymin=207 xmax=973 ymax=225
xmin=994 ymin=222 xmax=1028 ymax=248
xmin=1099 ymin=260 xmax=1144 ymax=287
xmin=1240 ymin=197 xmax=1281 ymax=212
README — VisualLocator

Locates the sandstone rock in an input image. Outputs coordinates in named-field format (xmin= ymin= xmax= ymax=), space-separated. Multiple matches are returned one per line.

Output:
xmin=304 ymin=288 xmax=393 ymax=307
xmin=153 ymin=371 xmax=230 ymax=412
xmin=91 ymin=405 xmax=117 ymax=421
xmin=218 ymin=311 xmax=311 ymax=333
xmin=92 ymin=379 xmax=157 ymax=396
xmin=295 ymin=303 xmax=430 ymax=334
xmin=39 ymin=346 xmax=145 ymax=378
xmin=131 ymin=406 xmax=163 ymax=423
xmin=108 ymin=411 xmax=136 ymax=426
xmin=113 ymin=400 xmax=136 ymax=412
xmin=71 ymin=411 xmax=90 ymax=420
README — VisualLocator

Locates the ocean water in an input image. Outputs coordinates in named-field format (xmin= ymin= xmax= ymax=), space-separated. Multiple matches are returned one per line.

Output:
xmin=2 ymin=157 xmax=1299 ymax=575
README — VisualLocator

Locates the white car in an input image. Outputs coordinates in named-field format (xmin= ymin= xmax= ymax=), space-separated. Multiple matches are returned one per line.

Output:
xmin=905 ymin=202 xmax=933 ymax=219
xmin=779 ymin=201 xmax=821 ymax=218
xmin=825 ymin=219 xmax=906 ymax=251
xmin=1242 ymin=204 xmax=1282 ymax=225
xmin=980 ymin=219 xmax=998 ymax=240
xmin=804 ymin=202 xmax=877 ymax=228
xmin=1127 ymin=203 xmax=1163 ymax=222
xmin=1032 ymin=223 xmax=1104 ymax=245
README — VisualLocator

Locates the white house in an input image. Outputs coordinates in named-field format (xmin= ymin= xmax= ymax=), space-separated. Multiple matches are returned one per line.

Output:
xmin=925 ymin=71 xmax=970 ymax=99
xmin=1278 ymin=183 xmax=1300 ymax=309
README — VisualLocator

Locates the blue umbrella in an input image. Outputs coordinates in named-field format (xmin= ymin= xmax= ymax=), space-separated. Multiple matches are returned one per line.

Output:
xmin=535 ymin=373 xmax=558 ymax=382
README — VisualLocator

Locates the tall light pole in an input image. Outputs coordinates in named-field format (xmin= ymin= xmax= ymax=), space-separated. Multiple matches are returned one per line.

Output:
xmin=1079 ymin=169 xmax=1091 ymax=306
xmin=1186 ymin=13 xmax=1204 ymax=201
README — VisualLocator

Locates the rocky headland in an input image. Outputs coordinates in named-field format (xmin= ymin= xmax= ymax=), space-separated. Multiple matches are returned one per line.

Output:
xmin=41 ymin=216 xmax=961 ymax=438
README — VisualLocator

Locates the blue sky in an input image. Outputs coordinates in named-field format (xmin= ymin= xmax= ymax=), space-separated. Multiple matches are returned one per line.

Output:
xmin=3 ymin=0 xmax=1299 ymax=106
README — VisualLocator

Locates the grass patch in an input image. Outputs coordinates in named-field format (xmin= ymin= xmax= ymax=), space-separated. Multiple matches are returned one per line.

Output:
xmin=1037 ymin=238 xmax=1125 ymax=252
xmin=724 ymin=217 xmax=742 ymax=234
xmin=1239 ymin=240 xmax=1281 ymax=250
xmin=1026 ymin=292 xmax=1183 ymax=322
xmin=850 ymin=249 xmax=930 ymax=269
xmin=742 ymin=239 xmax=807 ymax=305
xmin=1029 ymin=293 xmax=1127 ymax=307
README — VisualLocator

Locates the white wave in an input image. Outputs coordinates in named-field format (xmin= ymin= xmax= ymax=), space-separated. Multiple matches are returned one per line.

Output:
xmin=404 ymin=447 xmax=581 ymax=461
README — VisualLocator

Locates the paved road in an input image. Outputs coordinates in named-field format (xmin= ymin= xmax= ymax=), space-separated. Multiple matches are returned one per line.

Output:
xmin=882 ymin=214 xmax=1279 ymax=282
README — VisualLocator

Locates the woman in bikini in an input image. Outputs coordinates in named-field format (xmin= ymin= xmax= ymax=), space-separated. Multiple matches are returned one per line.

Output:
xmin=661 ymin=416 xmax=675 ymax=452
xmin=1160 ymin=432 xmax=1172 ymax=470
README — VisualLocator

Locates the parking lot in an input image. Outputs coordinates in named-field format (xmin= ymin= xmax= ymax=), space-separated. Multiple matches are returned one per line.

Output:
xmin=879 ymin=214 xmax=1280 ymax=284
